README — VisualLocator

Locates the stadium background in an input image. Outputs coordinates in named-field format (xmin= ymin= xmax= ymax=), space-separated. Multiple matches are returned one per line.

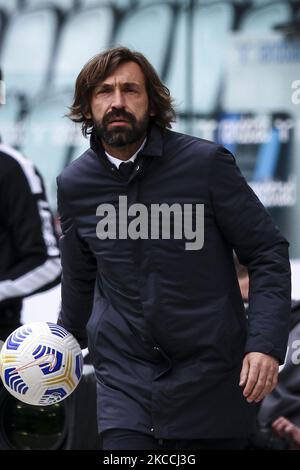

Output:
xmin=0 ymin=0 xmax=300 ymax=449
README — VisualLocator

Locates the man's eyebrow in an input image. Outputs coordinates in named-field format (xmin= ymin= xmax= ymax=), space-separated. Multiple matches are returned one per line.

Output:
xmin=122 ymin=81 xmax=141 ymax=87
xmin=96 ymin=83 xmax=113 ymax=90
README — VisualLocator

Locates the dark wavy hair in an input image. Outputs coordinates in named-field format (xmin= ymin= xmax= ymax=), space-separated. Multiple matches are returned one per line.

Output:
xmin=68 ymin=46 xmax=176 ymax=137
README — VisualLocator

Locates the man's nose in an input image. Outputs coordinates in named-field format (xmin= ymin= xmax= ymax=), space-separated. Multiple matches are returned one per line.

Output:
xmin=111 ymin=89 xmax=126 ymax=109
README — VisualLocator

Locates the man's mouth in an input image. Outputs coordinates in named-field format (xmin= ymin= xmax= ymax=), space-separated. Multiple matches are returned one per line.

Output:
xmin=108 ymin=119 xmax=130 ymax=126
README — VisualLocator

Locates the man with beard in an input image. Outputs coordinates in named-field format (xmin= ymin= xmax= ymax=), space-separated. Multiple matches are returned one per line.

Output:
xmin=57 ymin=47 xmax=291 ymax=450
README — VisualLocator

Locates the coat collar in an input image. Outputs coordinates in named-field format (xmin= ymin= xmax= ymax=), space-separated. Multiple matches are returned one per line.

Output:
xmin=139 ymin=123 xmax=164 ymax=158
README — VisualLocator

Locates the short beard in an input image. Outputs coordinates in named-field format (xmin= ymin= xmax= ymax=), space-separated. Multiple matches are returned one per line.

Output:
xmin=93 ymin=109 xmax=150 ymax=147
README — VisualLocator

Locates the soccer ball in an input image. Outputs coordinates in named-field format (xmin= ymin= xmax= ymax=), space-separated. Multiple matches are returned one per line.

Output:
xmin=0 ymin=322 xmax=83 ymax=406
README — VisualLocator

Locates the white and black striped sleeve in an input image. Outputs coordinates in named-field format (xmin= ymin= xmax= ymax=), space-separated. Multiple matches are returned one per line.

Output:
xmin=0 ymin=144 xmax=61 ymax=301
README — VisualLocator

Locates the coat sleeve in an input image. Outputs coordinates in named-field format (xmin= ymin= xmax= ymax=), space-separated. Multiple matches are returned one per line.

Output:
xmin=209 ymin=146 xmax=291 ymax=364
xmin=0 ymin=158 xmax=61 ymax=302
xmin=57 ymin=174 xmax=97 ymax=348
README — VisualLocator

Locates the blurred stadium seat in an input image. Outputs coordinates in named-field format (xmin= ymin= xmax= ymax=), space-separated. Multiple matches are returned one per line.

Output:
xmin=52 ymin=6 xmax=115 ymax=93
xmin=20 ymin=94 xmax=80 ymax=207
xmin=24 ymin=0 xmax=76 ymax=10
xmin=0 ymin=11 xmax=7 ymax=55
xmin=166 ymin=1 xmax=233 ymax=135
xmin=0 ymin=0 xmax=21 ymax=13
xmin=1 ymin=8 xmax=60 ymax=98
xmin=192 ymin=2 xmax=233 ymax=114
xmin=164 ymin=7 xmax=187 ymax=132
xmin=240 ymin=2 xmax=291 ymax=31
xmin=136 ymin=0 xmax=177 ymax=4
xmin=113 ymin=2 xmax=175 ymax=76
xmin=251 ymin=0 xmax=287 ymax=4
xmin=0 ymin=93 xmax=26 ymax=147
xmin=81 ymin=0 xmax=132 ymax=7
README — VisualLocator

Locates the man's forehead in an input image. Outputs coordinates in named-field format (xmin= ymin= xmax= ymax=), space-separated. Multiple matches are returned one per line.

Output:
xmin=101 ymin=61 xmax=146 ymax=86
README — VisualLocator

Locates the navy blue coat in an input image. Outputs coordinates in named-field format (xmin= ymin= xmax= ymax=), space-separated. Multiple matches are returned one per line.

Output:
xmin=57 ymin=124 xmax=291 ymax=439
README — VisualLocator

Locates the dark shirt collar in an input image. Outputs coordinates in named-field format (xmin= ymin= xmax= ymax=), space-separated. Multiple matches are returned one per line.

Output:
xmin=90 ymin=122 xmax=164 ymax=161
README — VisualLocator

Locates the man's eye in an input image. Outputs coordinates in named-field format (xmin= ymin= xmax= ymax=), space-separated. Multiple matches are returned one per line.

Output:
xmin=124 ymin=87 xmax=137 ymax=93
xmin=96 ymin=89 xmax=110 ymax=95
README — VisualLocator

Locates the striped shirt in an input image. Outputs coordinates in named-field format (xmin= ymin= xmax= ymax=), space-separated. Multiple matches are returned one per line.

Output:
xmin=0 ymin=144 xmax=61 ymax=314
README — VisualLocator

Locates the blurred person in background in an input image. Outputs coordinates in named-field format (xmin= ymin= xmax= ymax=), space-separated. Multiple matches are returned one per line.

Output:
xmin=272 ymin=416 xmax=300 ymax=450
xmin=235 ymin=259 xmax=300 ymax=450
xmin=256 ymin=299 xmax=300 ymax=450
xmin=0 ymin=68 xmax=61 ymax=341
xmin=57 ymin=47 xmax=291 ymax=450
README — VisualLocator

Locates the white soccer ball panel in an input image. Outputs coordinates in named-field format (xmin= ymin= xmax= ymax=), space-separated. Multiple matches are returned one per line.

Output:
xmin=0 ymin=322 xmax=83 ymax=406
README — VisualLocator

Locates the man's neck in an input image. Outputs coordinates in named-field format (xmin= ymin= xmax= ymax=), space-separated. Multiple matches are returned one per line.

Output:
xmin=101 ymin=135 xmax=146 ymax=161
